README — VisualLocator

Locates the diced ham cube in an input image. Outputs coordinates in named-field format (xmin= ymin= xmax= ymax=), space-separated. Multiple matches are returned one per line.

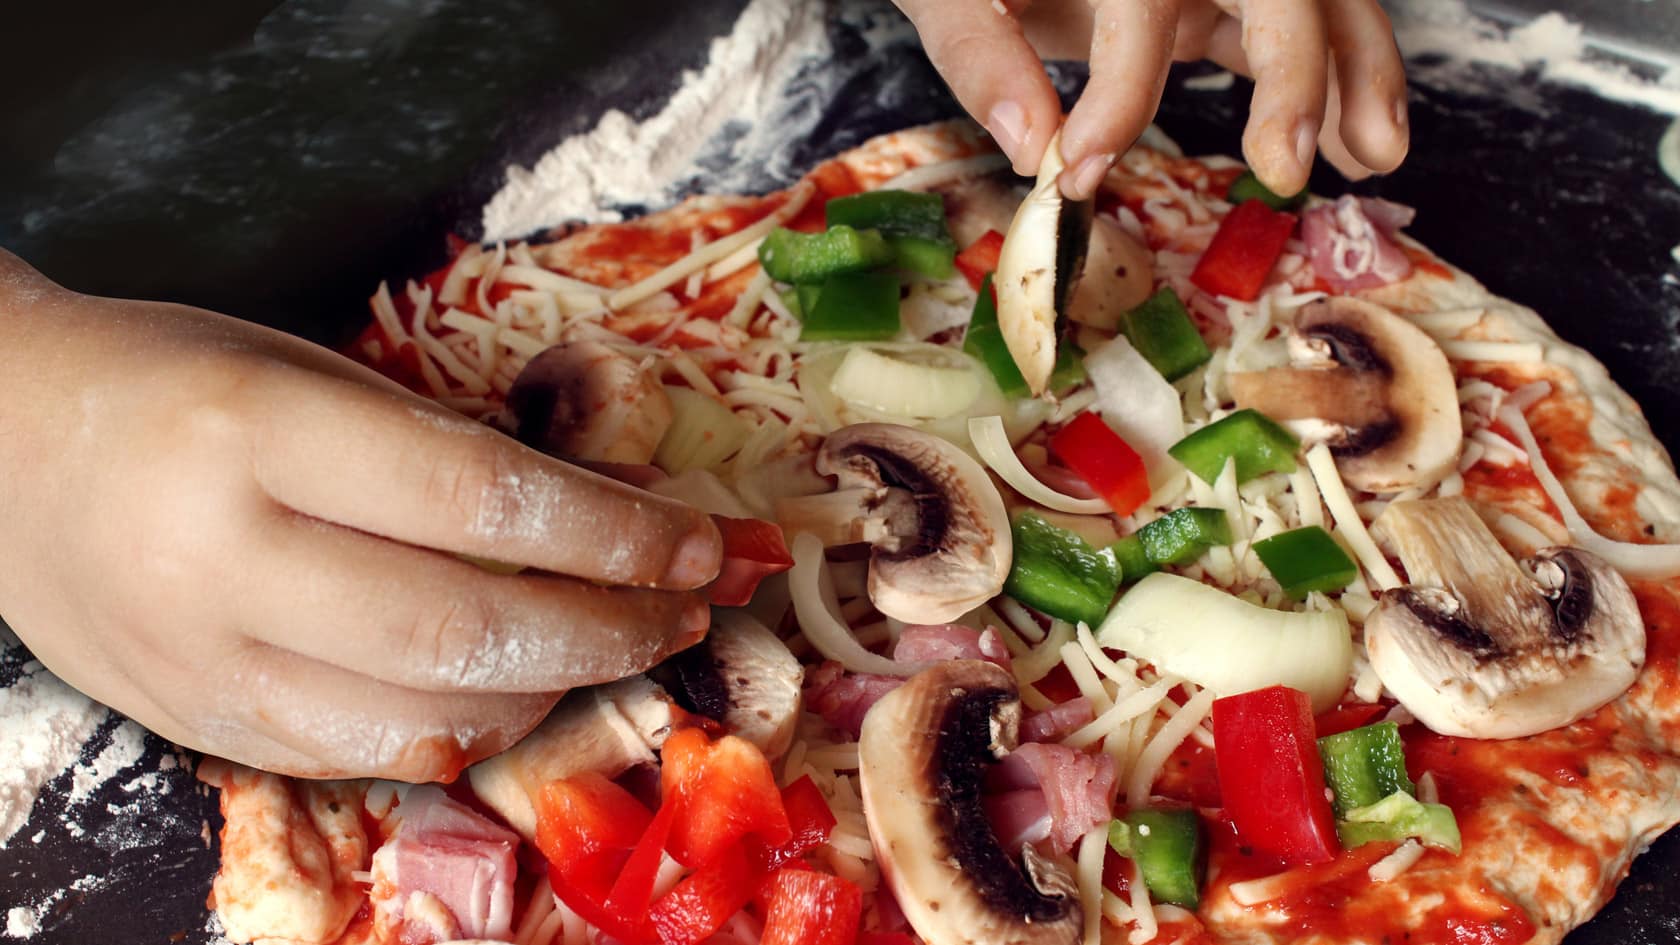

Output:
xmin=369 ymin=786 xmax=520 ymax=945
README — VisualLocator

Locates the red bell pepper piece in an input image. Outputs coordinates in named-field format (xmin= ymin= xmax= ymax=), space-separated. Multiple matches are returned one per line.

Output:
xmin=1313 ymin=702 xmax=1390 ymax=738
xmin=1048 ymin=411 xmax=1152 ymax=516
xmin=709 ymin=515 xmax=794 ymax=607
xmin=1190 ymin=199 xmax=1298 ymax=301
xmin=856 ymin=935 xmax=917 ymax=945
xmin=759 ymin=868 xmax=864 ymax=945
xmin=1210 ymin=685 xmax=1340 ymax=867
xmin=604 ymin=802 xmax=677 ymax=915
xmin=954 ymin=230 xmax=1005 ymax=291
xmin=661 ymin=728 xmax=793 ymax=868
xmin=649 ymin=843 xmax=768 ymax=945
xmin=546 ymin=798 xmax=675 ymax=945
xmin=535 ymin=772 xmax=654 ymax=880
xmin=766 ymin=775 xmax=837 ymax=869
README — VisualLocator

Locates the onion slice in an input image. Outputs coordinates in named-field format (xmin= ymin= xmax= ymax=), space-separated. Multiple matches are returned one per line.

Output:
xmin=788 ymin=531 xmax=922 ymax=677
xmin=1498 ymin=397 xmax=1680 ymax=579
xmin=1096 ymin=572 xmax=1353 ymax=712
xmin=970 ymin=415 xmax=1110 ymax=514
xmin=1083 ymin=335 xmax=1184 ymax=475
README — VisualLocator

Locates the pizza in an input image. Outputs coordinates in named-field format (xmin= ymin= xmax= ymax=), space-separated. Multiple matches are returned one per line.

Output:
xmin=196 ymin=120 xmax=1680 ymax=945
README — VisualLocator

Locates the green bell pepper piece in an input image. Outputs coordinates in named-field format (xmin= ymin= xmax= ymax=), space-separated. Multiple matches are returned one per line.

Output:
xmin=1048 ymin=343 xmax=1087 ymax=395
xmin=1109 ymin=809 xmax=1206 ymax=909
xmin=963 ymin=275 xmax=1030 ymax=398
xmin=1226 ymin=169 xmax=1308 ymax=212
xmin=794 ymin=283 xmax=824 ymax=319
xmin=799 ymin=271 xmax=902 ymax=341
xmin=1168 ymin=409 xmax=1301 ymax=485
xmin=1120 ymin=288 xmax=1212 ymax=382
xmin=1319 ymin=721 xmax=1415 ymax=816
xmin=1110 ymin=535 xmax=1158 ymax=585
xmin=758 ymin=225 xmax=893 ymax=284
xmin=1004 ymin=512 xmax=1122 ymax=627
xmin=1338 ymin=791 xmax=1462 ymax=854
xmin=1135 ymin=507 xmax=1232 ymax=566
xmin=888 ymin=235 xmax=957 ymax=280
xmin=1253 ymin=526 xmax=1359 ymax=600
xmin=964 ymin=275 xmax=1085 ymax=398
xmin=825 ymin=190 xmax=951 ymax=240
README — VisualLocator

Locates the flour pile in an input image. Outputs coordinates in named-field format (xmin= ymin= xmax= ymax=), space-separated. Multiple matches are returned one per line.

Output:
xmin=482 ymin=0 xmax=832 ymax=239
xmin=0 ymin=628 xmax=107 ymax=847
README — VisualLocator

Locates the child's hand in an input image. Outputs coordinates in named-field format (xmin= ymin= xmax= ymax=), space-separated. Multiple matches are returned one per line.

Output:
xmin=894 ymin=0 xmax=1409 ymax=199
xmin=0 ymin=250 xmax=719 ymax=782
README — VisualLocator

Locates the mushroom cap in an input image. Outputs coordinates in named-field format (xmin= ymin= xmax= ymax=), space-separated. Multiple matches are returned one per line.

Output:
xmin=1365 ymin=498 xmax=1646 ymax=739
xmin=653 ymin=610 xmax=803 ymax=761
xmin=506 ymin=341 xmax=673 ymax=464
xmin=994 ymin=132 xmax=1093 ymax=396
xmin=859 ymin=660 xmax=1081 ymax=945
xmin=816 ymin=424 xmax=1012 ymax=624
xmin=1229 ymin=297 xmax=1461 ymax=493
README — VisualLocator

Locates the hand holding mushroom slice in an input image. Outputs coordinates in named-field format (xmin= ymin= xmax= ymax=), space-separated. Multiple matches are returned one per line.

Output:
xmin=995 ymin=131 xmax=1094 ymax=396
xmin=859 ymin=660 xmax=1082 ymax=945
xmin=1366 ymin=497 xmax=1645 ymax=739
xmin=504 ymin=340 xmax=673 ymax=464
xmin=774 ymin=423 xmax=1011 ymax=624
xmin=1228 ymin=297 xmax=1461 ymax=493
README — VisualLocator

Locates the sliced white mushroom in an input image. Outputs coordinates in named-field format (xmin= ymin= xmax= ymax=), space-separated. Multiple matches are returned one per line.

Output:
xmin=774 ymin=423 xmax=1012 ymax=624
xmin=504 ymin=341 xmax=673 ymax=464
xmin=1228 ymin=297 xmax=1460 ymax=493
xmin=994 ymin=132 xmax=1093 ymax=396
xmin=860 ymin=660 xmax=1081 ymax=945
xmin=649 ymin=610 xmax=803 ymax=760
xmin=465 ymin=677 xmax=673 ymax=842
xmin=1365 ymin=497 xmax=1646 ymax=739
xmin=1065 ymin=215 xmax=1155 ymax=332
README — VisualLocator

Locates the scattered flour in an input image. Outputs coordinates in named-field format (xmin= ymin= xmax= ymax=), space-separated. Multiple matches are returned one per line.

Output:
xmin=5 ymin=909 xmax=40 ymax=939
xmin=0 ymin=646 xmax=108 ymax=847
xmin=67 ymin=719 xmax=148 ymax=805
xmin=1390 ymin=0 xmax=1680 ymax=115
xmin=481 ymin=0 xmax=829 ymax=239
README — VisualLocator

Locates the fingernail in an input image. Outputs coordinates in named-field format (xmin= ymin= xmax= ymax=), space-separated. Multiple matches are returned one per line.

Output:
xmin=663 ymin=522 xmax=722 ymax=588
xmin=678 ymin=597 xmax=712 ymax=646
xmin=1392 ymin=97 xmax=1410 ymax=132
xmin=987 ymin=101 xmax=1029 ymax=166
xmin=1294 ymin=122 xmax=1318 ymax=173
xmin=1064 ymin=152 xmax=1115 ymax=201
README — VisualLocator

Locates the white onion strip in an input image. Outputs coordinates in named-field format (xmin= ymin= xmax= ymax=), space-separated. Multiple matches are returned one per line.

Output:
xmin=1498 ymin=399 xmax=1680 ymax=579
xmin=788 ymin=532 xmax=920 ymax=677
xmin=970 ymin=415 xmax=1110 ymax=514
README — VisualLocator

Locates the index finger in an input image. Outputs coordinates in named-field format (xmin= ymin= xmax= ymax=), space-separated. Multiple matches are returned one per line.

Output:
xmin=1059 ymin=0 xmax=1182 ymax=200
xmin=249 ymin=374 xmax=722 ymax=590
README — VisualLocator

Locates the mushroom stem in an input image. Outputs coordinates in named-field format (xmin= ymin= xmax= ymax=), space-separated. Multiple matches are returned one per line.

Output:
xmin=774 ymin=487 xmax=908 ymax=549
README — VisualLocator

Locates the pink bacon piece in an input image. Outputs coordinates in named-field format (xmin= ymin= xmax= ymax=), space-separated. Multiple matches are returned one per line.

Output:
xmin=1302 ymin=195 xmax=1415 ymax=293
xmin=369 ymin=785 xmax=520 ymax=945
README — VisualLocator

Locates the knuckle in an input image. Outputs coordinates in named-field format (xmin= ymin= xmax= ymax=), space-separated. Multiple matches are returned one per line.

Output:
xmin=405 ymin=596 xmax=500 ymax=688
xmin=425 ymin=445 xmax=519 ymax=538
